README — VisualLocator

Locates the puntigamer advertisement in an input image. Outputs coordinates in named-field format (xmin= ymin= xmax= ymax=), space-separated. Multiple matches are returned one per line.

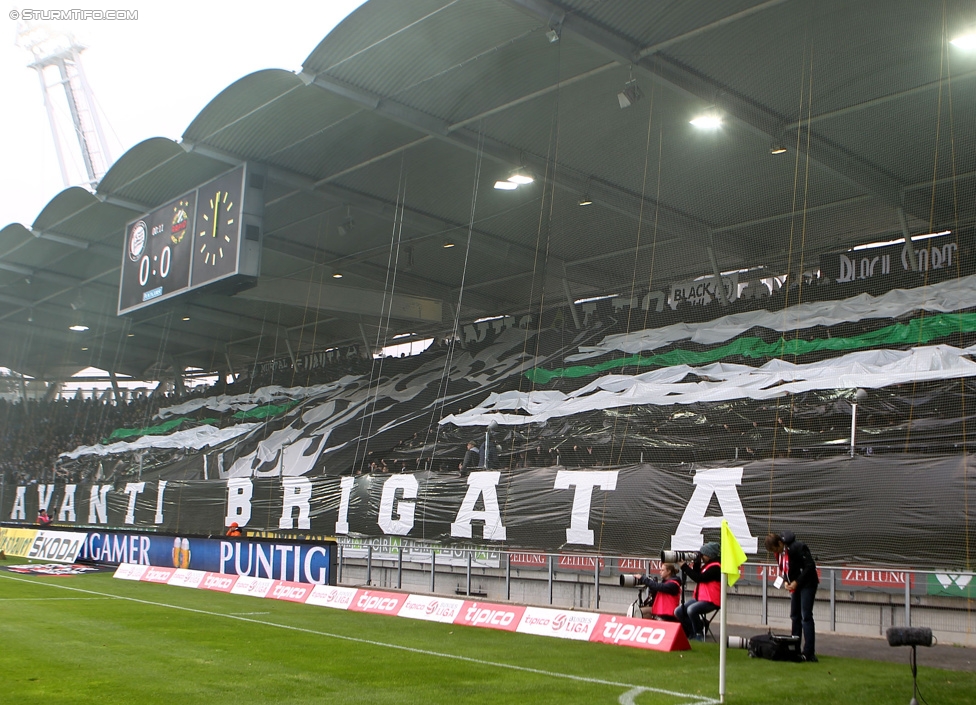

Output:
xmin=77 ymin=532 xmax=337 ymax=585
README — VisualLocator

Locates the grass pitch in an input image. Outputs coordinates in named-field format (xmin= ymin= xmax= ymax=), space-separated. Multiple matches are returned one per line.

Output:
xmin=1 ymin=570 xmax=973 ymax=704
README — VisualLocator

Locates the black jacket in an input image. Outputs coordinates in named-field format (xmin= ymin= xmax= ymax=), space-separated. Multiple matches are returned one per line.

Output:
xmin=781 ymin=531 xmax=819 ymax=588
xmin=460 ymin=447 xmax=480 ymax=474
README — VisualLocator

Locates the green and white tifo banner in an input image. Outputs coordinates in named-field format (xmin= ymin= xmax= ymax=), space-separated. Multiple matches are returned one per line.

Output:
xmin=6 ymin=455 xmax=976 ymax=569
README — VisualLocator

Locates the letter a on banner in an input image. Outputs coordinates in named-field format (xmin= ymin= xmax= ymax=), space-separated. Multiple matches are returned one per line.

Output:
xmin=671 ymin=468 xmax=757 ymax=552
xmin=451 ymin=472 xmax=507 ymax=540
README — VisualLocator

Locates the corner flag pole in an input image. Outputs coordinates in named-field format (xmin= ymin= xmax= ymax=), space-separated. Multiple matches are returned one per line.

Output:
xmin=718 ymin=518 xmax=746 ymax=703
xmin=719 ymin=572 xmax=728 ymax=703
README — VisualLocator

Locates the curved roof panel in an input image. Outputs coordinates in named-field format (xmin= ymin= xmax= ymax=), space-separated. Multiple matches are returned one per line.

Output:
xmin=0 ymin=0 xmax=973 ymax=384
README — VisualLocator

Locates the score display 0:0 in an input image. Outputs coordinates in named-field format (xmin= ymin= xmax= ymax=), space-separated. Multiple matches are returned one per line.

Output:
xmin=138 ymin=245 xmax=172 ymax=286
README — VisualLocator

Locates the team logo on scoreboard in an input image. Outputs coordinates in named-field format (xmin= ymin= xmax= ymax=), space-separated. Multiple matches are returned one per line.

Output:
xmin=128 ymin=220 xmax=148 ymax=261
xmin=171 ymin=200 xmax=190 ymax=244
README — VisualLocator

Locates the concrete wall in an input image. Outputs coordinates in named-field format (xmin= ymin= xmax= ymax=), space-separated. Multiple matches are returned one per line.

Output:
xmin=338 ymin=558 xmax=976 ymax=647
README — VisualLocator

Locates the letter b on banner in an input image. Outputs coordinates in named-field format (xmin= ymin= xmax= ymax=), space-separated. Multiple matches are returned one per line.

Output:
xmin=226 ymin=478 xmax=253 ymax=528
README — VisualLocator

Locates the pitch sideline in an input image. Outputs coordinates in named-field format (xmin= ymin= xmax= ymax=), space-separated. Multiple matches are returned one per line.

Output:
xmin=0 ymin=572 xmax=719 ymax=704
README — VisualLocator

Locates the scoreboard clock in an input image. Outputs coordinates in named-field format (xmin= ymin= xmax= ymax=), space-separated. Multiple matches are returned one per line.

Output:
xmin=190 ymin=168 xmax=244 ymax=288
xmin=118 ymin=164 xmax=263 ymax=315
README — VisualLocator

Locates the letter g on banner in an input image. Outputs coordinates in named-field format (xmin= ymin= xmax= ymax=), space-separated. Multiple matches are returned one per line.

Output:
xmin=378 ymin=475 xmax=418 ymax=535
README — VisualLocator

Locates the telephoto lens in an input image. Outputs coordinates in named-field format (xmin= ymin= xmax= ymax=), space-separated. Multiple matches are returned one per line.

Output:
xmin=619 ymin=574 xmax=643 ymax=588
xmin=728 ymin=636 xmax=751 ymax=649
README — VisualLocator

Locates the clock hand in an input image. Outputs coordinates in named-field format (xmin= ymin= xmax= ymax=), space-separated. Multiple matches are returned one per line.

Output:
xmin=212 ymin=191 xmax=220 ymax=238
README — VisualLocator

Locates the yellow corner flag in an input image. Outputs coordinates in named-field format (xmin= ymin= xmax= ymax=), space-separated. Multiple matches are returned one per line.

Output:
xmin=721 ymin=519 xmax=747 ymax=587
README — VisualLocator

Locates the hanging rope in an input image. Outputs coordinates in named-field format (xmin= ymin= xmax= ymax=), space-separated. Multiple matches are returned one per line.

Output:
xmin=353 ymin=156 xmax=409 ymax=472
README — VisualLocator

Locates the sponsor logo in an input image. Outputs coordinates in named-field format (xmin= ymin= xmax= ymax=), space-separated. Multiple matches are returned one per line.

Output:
xmin=305 ymin=585 xmax=356 ymax=609
xmin=510 ymin=552 xmax=547 ymax=567
xmin=927 ymin=573 xmax=976 ymax=598
xmin=4 ymin=563 xmax=103 ymax=576
xmin=841 ymin=569 xmax=912 ymax=588
xmin=618 ymin=558 xmax=658 ymax=572
xmin=27 ymin=531 xmax=88 ymax=563
xmin=113 ymin=563 xmax=149 ymax=581
xmin=201 ymin=573 xmax=237 ymax=592
xmin=143 ymin=567 xmax=176 ymax=583
xmin=350 ymin=590 xmax=405 ymax=614
xmin=167 ymin=569 xmax=205 ymax=588
xmin=270 ymin=581 xmax=310 ymax=602
xmin=592 ymin=616 xmax=667 ymax=647
xmin=231 ymin=577 xmax=274 ymax=598
xmin=397 ymin=595 xmax=464 ymax=622
xmin=557 ymin=555 xmax=605 ymax=571
xmin=456 ymin=601 xmax=525 ymax=631
xmin=517 ymin=607 xmax=598 ymax=641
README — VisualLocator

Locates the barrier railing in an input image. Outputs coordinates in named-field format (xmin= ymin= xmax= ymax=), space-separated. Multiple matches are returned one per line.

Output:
xmin=336 ymin=541 xmax=976 ymax=640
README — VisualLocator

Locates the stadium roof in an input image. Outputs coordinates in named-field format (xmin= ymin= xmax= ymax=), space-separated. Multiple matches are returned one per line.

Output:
xmin=1 ymin=0 xmax=974 ymax=381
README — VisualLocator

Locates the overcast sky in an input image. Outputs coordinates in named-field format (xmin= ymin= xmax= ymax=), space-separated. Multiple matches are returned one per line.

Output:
xmin=0 ymin=0 xmax=366 ymax=229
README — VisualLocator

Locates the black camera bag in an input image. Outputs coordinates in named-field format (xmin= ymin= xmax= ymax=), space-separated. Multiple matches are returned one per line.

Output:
xmin=747 ymin=633 xmax=803 ymax=662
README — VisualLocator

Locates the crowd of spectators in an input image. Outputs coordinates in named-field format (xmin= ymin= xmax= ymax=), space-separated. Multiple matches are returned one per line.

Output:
xmin=0 ymin=395 xmax=164 ymax=486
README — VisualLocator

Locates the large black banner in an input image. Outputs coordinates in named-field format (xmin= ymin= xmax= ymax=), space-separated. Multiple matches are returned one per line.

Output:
xmin=4 ymin=454 xmax=975 ymax=569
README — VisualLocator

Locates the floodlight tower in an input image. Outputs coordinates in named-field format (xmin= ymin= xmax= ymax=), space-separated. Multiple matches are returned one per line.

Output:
xmin=15 ymin=23 xmax=112 ymax=189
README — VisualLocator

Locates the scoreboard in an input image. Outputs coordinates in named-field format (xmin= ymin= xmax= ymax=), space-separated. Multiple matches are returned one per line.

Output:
xmin=118 ymin=164 xmax=264 ymax=315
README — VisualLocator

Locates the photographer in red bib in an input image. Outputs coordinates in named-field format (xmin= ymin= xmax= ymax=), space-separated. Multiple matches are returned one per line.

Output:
xmin=674 ymin=542 xmax=722 ymax=642
xmin=765 ymin=531 xmax=819 ymax=662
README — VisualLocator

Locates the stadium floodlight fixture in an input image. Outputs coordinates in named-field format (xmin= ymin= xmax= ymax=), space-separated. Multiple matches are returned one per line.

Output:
xmin=507 ymin=169 xmax=534 ymax=185
xmin=578 ymin=195 xmax=593 ymax=206
xmin=337 ymin=205 xmax=355 ymax=236
xmin=546 ymin=26 xmax=560 ymax=43
xmin=769 ymin=144 xmax=787 ymax=155
xmin=442 ymin=241 xmax=455 ymax=248
xmin=617 ymin=79 xmax=642 ymax=109
xmin=951 ymin=32 xmax=976 ymax=51
xmin=494 ymin=180 xmax=519 ymax=190
xmin=332 ymin=272 xmax=343 ymax=279
xmin=69 ymin=324 xmax=89 ymax=332
xmin=690 ymin=113 xmax=723 ymax=129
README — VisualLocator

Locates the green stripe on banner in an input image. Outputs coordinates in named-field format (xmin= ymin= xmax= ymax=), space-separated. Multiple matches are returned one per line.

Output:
xmin=104 ymin=417 xmax=220 ymax=442
xmin=525 ymin=312 xmax=976 ymax=384
xmin=232 ymin=399 xmax=299 ymax=420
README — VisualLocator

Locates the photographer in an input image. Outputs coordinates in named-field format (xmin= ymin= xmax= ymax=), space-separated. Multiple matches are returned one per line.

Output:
xmin=765 ymin=531 xmax=819 ymax=662
xmin=637 ymin=563 xmax=681 ymax=621
xmin=674 ymin=542 xmax=721 ymax=642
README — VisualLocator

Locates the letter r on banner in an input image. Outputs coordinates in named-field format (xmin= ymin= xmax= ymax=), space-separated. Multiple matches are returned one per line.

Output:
xmin=554 ymin=470 xmax=618 ymax=545
xmin=278 ymin=477 xmax=312 ymax=530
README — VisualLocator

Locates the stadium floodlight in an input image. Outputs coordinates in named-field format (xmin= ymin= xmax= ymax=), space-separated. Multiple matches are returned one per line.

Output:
xmin=690 ymin=114 xmax=722 ymax=129
xmin=617 ymin=79 xmax=642 ymax=109
xmin=507 ymin=169 xmax=534 ymax=185
xmin=951 ymin=32 xmax=976 ymax=51
xmin=494 ymin=180 xmax=519 ymax=190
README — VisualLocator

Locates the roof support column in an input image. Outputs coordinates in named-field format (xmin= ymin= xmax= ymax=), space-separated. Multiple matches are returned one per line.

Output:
xmin=223 ymin=346 xmax=237 ymax=382
xmin=707 ymin=236 xmax=730 ymax=306
xmin=897 ymin=207 xmax=919 ymax=272
xmin=108 ymin=370 xmax=123 ymax=404
xmin=561 ymin=269 xmax=581 ymax=330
